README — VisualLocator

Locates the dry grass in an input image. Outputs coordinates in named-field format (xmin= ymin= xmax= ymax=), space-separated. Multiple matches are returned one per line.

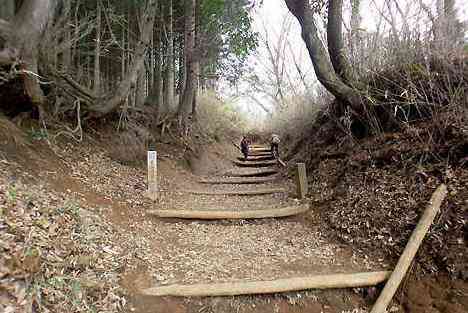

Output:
xmin=193 ymin=91 xmax=247 ymax=142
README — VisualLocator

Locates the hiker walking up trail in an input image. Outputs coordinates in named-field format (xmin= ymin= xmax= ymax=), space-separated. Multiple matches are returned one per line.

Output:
xmin=240 ymin=136 xmax=251 ymax=160
xmin=270 ymin=134 xmax=280 ymax=158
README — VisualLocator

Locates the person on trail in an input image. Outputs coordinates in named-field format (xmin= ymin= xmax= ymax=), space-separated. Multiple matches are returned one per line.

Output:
xmin=270 ymin=134 xmax=280 ymax=158
xmin=240 ymin=136 xmax=250 ymax=160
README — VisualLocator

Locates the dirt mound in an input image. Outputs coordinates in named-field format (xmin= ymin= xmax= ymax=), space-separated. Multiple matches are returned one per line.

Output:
xmin=286 ymin=111 xmax=467 ymax=277
xmin=282 ymin=104 xmax=467 ymax=311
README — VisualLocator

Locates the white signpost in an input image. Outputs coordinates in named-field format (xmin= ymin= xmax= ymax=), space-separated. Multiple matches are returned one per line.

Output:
xmin=147 ymin=150 xmax=158 ymax=200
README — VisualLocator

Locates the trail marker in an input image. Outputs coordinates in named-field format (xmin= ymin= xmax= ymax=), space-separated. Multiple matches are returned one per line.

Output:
xmin=147 ymin=150 xmax=158 ymax=200
xmin=295 ymin=163 xmax=308 ymax=199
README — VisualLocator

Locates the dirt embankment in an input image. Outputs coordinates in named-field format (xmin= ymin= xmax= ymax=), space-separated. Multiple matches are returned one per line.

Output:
xmin=284 ymin=114 xmax=468 ymax=313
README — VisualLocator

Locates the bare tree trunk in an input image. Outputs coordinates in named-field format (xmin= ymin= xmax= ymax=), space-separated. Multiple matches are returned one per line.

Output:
xmin=191 ymin=0 xmax=201 ymax=117
xmin=89 ymin=0 xmax=158 ymax=116
xmin=177 ymin=38 xmax=186 ymax=105
xmin=349 ymin=0 xmax=361 ymax=70
xmin=61 ymin=0 xmax=71 ymax=70
xmin=164 ymin=0 xmax=174 ymax=111
xmin=284 ymin=0 xmax=361 ymax=112
xmin=150 ymin=3 xmax=163 ymax=123
xmin=93 ymin=0 xmax=102 ymax=95
xmin=327 ymin=0 xmax=353 ymax=85
xmin=0 ymin=0 xmax=56 ymax=109
xmin=136 ymin=68 xmax=146 ymax=107
xmin=0 ymin=1 xmax=15 ymax=20
xmin=178 ymin=0 xmax=196 ymax=120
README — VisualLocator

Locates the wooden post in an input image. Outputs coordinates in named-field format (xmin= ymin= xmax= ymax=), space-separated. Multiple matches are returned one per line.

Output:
xmin=147 ymin=150 xmax=158 ymax=200
xmin=370 ymin=184 xmax=447 ymax=313
xmin=295 ymin=163 xmax=308 ymax=199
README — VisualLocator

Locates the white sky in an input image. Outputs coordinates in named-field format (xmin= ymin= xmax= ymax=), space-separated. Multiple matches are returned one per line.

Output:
xmin=229 ymin=0 xmax=468 ymax=122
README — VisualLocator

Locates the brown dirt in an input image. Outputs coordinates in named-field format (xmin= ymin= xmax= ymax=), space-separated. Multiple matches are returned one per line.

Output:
xmin=2 ymin=117 xmax=466 ymax=313
xmin=402 ymin=275 xmax=468 ymax=313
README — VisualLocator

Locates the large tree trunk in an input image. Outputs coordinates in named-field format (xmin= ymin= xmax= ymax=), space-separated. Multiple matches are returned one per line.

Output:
xmin=89 ymin=0 xmax=157 ymax=116
xmin=0 ymin=0 xmax=56 ymax=109
xmin=163 ymin=0 xmax=175 ymax=111
xmin=191 ymin=0 xmax=201 ymax=117
xmin=0 ymin=1 xmax=14 ymax=20
xmin=327 ymin=0 xmax=353 ymax=85
xmin=150 ymin=3 xmax=163 ymax=123
xmin=178 ymin=0 xmax=196 ymax=120
xmin=283 ymin=0 xmax=361 ymax=111
xmin=93 ymin=0 xmax=102 ymax=95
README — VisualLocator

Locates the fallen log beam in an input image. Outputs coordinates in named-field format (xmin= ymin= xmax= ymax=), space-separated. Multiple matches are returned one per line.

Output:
xmin=199 ymin=176 xmax=279 ymax=184
xmin=148 ymin=205 xmax=309 ymax=219
xmin=187 ymin=188 xmax=286 ymax=196
xmin=233 ymin=160 xmax=278 ymax=167
xmin=143 ymin=271 xmax=391 ymax=297
xmin=225 ymin=169 xmax=278 ymax=177
xmin=237 ymin=155 xmax=275 ymax=161
xmin=250 ymin=148 xmax=271 ymax=153
xmin=248 ymin=151 xmax=273 ymax=156
xmin=370 ymin=184 xmax=447 ymax=313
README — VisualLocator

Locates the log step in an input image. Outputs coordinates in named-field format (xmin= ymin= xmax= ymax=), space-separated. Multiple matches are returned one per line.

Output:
xmin=250 ymin=147 xmax=271 ymax=153
xmin=250 ymin=144 xmax=269 ymax=149
xmin=199 ymin=176 xmax=280 ymax=185
xmin=248 ymin=152 xmax=273 ymax=157
xmin=233 ymin=160 xmax=277 ymax=167
xmin=225 ymin=169 xmax=278 ymax=177
xmin=187 ymin=188 xmax=286 ymax=196
xmin=148 ymin=204 xmax=309 ymax=220
xmin=237 ymin=155 xmax=275 ymax=161
xmin=142 ymin=271 xmax=391 ymax=297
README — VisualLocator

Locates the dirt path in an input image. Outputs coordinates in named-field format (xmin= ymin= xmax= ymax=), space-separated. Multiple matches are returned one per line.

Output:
xmin=34 ymin=142 xmax=388 ymax=313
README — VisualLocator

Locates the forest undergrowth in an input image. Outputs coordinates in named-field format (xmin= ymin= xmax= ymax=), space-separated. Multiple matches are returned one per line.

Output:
xmin=272 ymin=55 xmax=467 ymax=285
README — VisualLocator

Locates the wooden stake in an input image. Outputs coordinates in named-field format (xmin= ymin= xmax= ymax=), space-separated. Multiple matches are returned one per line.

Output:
xmin=147 ymin=150 xmax=158 ymax=200
xmin=370 ymin=184 xmax=447 ymax=313
xmin=143 ymin=271 xmax=391 ymax=297
xmin=295 ymin=163 xmax=308 ymax=199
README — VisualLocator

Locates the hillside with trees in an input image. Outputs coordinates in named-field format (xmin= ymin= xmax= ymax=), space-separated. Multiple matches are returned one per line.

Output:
xmin=0 ymin=1 xmax=467 ymax=313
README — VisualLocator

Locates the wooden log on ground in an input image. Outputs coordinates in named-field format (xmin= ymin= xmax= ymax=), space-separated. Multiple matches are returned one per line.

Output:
xmin=187 ymin=188 xmax=286 ymax=196
xmin=250 ymin=148 xmax=271 ymax=153
xmin=148 ymin=204 xmax=309 ymax=219
xmin=250 ymin=144 xmax=268 ymax=149
xmin=143 ymin=271 xmax=391 ymax=297
xmin=248 ymin=152 xmax=273 ymax=157
xmin=233 ymin=160 xmax=278 ymax=167
xmin=237 ymin=155 xmax=275 ymax=161
xmin=225 ymin=169 xmax=278 ymax=177
xmin=370 ymin=184 xmax=447 ymax=313
xmin=199 ymin=176 xmax=279 ymax=184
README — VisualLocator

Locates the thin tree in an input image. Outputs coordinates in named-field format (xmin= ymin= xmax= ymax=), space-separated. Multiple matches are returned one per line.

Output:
xmin=284 ymin=0 xmax=361 ymax=112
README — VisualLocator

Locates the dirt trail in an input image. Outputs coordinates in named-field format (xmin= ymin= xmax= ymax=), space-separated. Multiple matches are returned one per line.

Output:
xmin=109 ymin=144 xmax=387 ymax=312
xmin=8 ymin=140 xmax=388 ymax=312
